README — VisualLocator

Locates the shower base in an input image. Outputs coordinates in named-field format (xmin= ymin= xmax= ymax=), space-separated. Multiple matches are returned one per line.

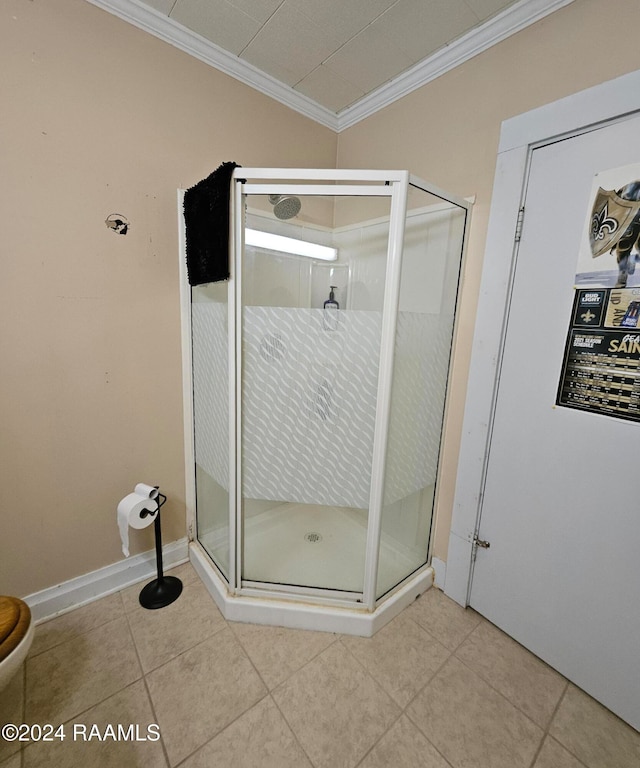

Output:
xmin=192 ymin=503 xmax=434 ymax=637
xmin=200 ymin=502 xmax=425 ymax=595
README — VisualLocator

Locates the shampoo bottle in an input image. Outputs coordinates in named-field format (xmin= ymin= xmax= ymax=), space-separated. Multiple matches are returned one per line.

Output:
xmin=323 ymin=286 xmax=339 ymax=331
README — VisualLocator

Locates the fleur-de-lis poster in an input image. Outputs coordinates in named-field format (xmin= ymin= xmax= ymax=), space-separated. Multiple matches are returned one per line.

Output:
xmin=575 ymin=162 xmax=640 ymax=288
xmin=557 ymin=162 xmax=640 ymax=422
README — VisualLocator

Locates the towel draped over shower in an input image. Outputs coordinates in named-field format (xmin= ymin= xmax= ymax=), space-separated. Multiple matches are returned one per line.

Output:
xmin=183 ymin=161 xmax=239 ymax=286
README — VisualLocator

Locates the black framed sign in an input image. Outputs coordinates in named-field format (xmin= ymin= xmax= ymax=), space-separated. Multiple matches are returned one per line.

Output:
xmin=557 ymin=288 xmax=640 ymax=421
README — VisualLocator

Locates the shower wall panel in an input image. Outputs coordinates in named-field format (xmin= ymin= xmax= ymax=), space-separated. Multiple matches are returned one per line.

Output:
xmin=191 ymin=224 xmax=457 ymax=508
xmin=241 ymin=306 xmax=448 ymax=508
xmin=241 ymin=305 xmax=380 ymax=507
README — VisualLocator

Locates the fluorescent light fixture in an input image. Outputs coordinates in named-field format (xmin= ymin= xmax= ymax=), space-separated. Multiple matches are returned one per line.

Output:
xmin=245 ymin=228 xmax=337 ymax=261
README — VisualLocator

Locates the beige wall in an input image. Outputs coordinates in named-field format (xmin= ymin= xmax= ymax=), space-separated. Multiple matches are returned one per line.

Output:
xmin=4 ymin=0 xmax=640 ymax=599
xmin=337 ymin=0 xmax=640 ymax=561
xmin=1 ymin=0 xmax=336 ymax=597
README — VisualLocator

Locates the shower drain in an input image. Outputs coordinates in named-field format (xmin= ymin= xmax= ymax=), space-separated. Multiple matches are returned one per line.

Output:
xmin=304 ymin=532 xmax=323 ymax=543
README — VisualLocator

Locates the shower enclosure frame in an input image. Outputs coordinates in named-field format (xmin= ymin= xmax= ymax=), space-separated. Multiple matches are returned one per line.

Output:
xmin=179 ymin=168 xmax=471 ymax=636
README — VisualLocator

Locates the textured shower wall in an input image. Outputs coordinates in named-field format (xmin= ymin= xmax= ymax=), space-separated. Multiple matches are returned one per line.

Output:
xmin=192 ymin=303 xmax=449 ymax=508
xmin=192 ymin=205 xmax=461 ymax=533
xmin=242 ymin=306 xmax=380 ymax=507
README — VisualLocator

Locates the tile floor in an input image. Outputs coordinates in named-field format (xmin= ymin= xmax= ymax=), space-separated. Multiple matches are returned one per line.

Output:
xmin=1 ymin=561 xmax=639 ymax=768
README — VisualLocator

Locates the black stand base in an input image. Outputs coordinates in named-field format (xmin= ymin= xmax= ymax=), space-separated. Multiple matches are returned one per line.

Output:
xmin=139 ymin=576 xmax=183 ymax=610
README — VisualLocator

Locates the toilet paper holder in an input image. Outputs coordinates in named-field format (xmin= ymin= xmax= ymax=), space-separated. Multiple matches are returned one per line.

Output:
xmin=138 ymin=490 xmax=183 ymax=610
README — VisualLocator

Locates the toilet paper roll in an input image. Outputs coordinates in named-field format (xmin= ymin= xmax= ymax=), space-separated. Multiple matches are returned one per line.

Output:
xmin=134 ymin=483 xmax=159 ymax=500
xmin=117 ymin=492 xmax=158 ymax=558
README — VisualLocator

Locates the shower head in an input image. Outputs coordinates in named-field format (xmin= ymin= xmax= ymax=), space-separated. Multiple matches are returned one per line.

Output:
xmin=269 ymin=194 xmax=301 ymax=220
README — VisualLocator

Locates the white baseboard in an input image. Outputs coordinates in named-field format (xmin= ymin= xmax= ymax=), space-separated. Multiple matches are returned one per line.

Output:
xmin=25 ymin=538 xmax=189 ymax=623
xmin=431 ymin=557 xmax=447 ymax=590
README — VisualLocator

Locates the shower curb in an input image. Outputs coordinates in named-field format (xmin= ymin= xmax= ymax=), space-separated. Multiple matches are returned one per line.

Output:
xmin=189 ymin=541 xmax=434 ymax=638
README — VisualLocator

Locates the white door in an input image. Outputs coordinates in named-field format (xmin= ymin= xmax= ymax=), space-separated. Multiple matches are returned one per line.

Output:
xmin=470 ymin=113 xmax=640 ymax=729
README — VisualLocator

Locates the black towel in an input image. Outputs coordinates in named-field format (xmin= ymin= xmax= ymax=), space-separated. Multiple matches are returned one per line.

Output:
xmin=183 ymin=161 xmax=240 ymax=286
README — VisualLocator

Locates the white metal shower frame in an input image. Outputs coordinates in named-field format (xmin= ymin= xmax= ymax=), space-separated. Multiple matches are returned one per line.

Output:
xmin=234 ymin=169 xmax=408 ymax=611
xmin=180 ymin=168 xmax=471 ymax=632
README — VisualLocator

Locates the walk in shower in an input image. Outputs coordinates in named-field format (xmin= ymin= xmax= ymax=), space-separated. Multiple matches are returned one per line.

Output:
xmin=180 ymin=169 xmax=469 ymax=635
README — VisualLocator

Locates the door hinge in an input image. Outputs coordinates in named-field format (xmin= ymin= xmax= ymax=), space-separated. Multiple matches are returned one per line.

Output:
xmin=473 ymin=534 xmax=491 ymax=551
xmin=515 ymin=206 xmax=525 ymax=243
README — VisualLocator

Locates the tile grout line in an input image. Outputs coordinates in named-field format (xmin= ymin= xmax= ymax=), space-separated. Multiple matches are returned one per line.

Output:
xmin=450 ymin=620 xmax=571 ymax=741
xmin=17 ymin=679 xmax=155 ymax=766
xmin=451 ymin=650 xmax=548 ymax=754
xmin=336 ymin=630 xmax=404 ymax=691
xmin=168 ymin=693 xmax=272 ymax=768
xmin=397 ymin=625 xmax=459 ymax=768
xmin=540 ymin=684 xmax=593 ymax=768
xmin=128 ymin=622 xmax=247 ymax=765
xmin=26 ymin=593 xmax=126 ymax=660
xmin=334 ymin=632 xmax=459 ymax=768
xmin=169 ymin=685 xmax=275 ymax=768
xmin=335 ymin=633 xmax=406 ymax=711
xmin=401 ymin=603 xmax=556 ymax=767
xmin=336 ymin=624 xmax=448 ymax=711
xmin=351 ymin=709 xmax=406 ymax=768
xmin=447 ymin=611 xmax=484 ymax=653
xmin=543 ymin=678 xmax=569 ymax=735
xmin=124 ymin=577 xmax=230 ymax=675
xmin=151 ymin=608 xmax=275 ymax=767
xmin=453 ymin=646 xmax=557 ymax=715
xmin=23 ymin=612 xmax=140 ymax=723
xmin=542 ymin=735 xmax=591 ymax=768
xmin=524 ymin=682 xmax=571 ymax=768
xmin=121 ymin=591 xmax=172 ymax=768
xmin=230 ymin=619 xmax=343 ymax=694
xmin=526 ymin=728 xmax=551 ymax=768
xmin=262 ymin=633 xmax=349 ymax=768
xmin=400 ymin=616 xmax=455 ymax=713
xmin=443 ymin=621 xmax=602 ymax=768
xmin=408 ymin=603 xmax=483 ymax=656
xmin=131 ymin=618 xmax=228 ymax=674
xmin=266 ymin=635 xmax=393 ymax=768
xmin=266 ymin=690 xmax=319 ymax=768
xmin=224 ymin=619 xmax=270 ymax=692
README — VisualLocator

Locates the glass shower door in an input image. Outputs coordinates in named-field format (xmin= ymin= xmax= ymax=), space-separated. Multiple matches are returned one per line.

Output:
xmin=238 ymin=189 xmax=393 ymax=595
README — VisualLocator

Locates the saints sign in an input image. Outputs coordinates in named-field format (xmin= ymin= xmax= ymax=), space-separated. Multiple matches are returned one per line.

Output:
xmin=589 ymin=182 xmax=640 ymax=287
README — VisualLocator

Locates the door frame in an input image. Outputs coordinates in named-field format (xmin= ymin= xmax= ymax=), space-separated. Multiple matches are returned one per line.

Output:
xmin=446 ymin=68 xmax=640 ymax=606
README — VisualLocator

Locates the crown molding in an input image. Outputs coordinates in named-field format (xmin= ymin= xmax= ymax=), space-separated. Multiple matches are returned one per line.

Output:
xmin=336 ymin=0 xmax=575 ymax=131
xmin=86 ymin=0 xmax=574 ymax=134
xmin=85 ymin=0 xmax=340 ymax=130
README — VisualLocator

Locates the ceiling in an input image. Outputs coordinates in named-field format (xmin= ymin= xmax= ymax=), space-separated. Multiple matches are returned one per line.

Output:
xmin=89 ymin=0 xmax=573 ymax=130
